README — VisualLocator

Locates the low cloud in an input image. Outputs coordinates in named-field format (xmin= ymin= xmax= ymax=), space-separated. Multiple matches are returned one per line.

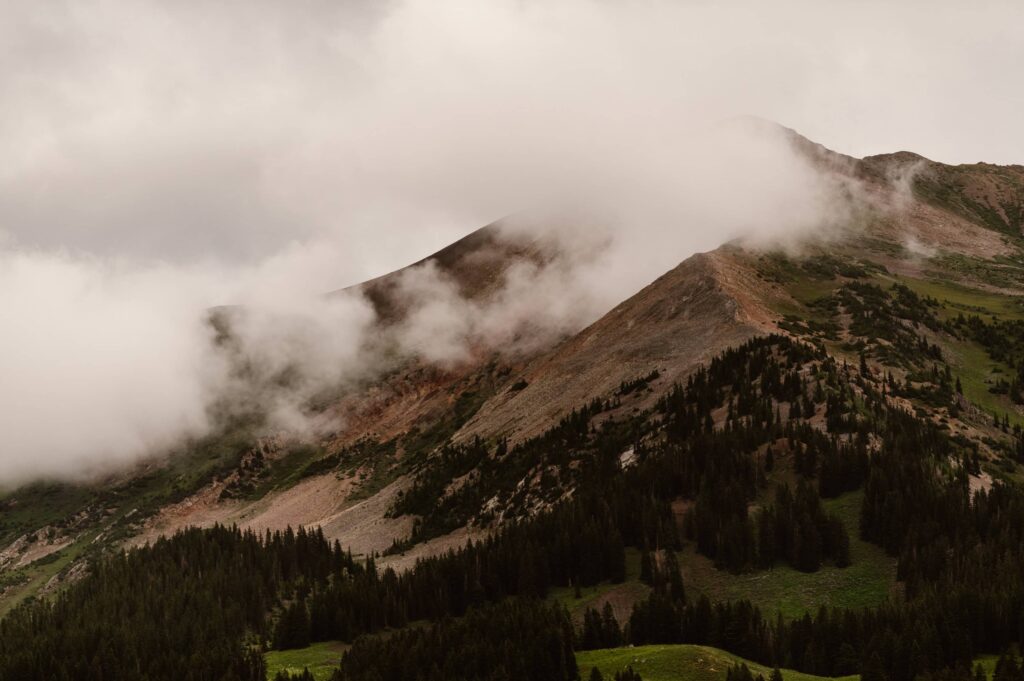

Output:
xmin=0 ymin=251 xmax=218 ymax=481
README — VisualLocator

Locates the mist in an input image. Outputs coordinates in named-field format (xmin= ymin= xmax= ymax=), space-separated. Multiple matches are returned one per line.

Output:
xmin=1 ymin=0 xmax=1019 ymax=483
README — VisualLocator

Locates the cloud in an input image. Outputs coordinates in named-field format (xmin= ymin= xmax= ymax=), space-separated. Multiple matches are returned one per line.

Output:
xmin=0 ymin=246 xmax=391 ymax=481
xmin=0 ymin=250 xmax=219 ymax=480
xmin=2 ymin=0 xmax=1022 ymax=266
xmin=0 ymin=0 xmax=1019 ymax=482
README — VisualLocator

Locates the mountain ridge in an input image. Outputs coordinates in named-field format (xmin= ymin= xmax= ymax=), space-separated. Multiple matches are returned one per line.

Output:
xmin=3 ymin=131 xmax=1024 ymax=617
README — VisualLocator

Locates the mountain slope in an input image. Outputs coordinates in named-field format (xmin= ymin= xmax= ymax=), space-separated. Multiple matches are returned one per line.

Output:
xmin=4 ymin=131 xmax=1024 ymax=622
xmin=6 ymin=132 xmax=1024 ymax=681
xmin=457 ymin=248 xmax=773 ymax=443
xmin=338 ymin=219 xmax=552 ymax=321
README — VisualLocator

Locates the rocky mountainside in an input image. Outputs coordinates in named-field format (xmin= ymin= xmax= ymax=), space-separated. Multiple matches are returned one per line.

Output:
xmin=2 ymin=130 xmax=1024 ymax=613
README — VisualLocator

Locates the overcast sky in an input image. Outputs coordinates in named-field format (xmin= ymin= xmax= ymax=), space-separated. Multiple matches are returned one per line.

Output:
xmin=2 ymin=0 xmax=1022 ymax=284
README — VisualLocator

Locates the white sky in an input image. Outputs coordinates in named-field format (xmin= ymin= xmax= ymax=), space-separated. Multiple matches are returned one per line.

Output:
xmin=1 ymin=0 xmax=1022 ymax=283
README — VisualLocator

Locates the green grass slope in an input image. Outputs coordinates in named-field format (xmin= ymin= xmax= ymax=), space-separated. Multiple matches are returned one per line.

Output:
xmin=551 ymin=548 xmax=651 ymax=621
xmin=265 ymin=641 xmax=348 ymax=681
xmin=549 ymin=490 xmax=896 ymax=625
xmin=577 ymin=644 xmax=858 ymax=681
xmin=680 ymin=491 xmax=896 ymax=619
xmin=264 ymin=641 xmax=1005 ymax=681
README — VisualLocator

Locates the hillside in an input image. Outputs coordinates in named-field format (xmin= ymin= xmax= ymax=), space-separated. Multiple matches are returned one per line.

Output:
xmin=4 ymin=132 xmax=1024 ymax=587
xmin=5 ymin=327 xmax=1023 ymax=680
xmin=267 ymin=642 xmax=857 ymax=681
xmin=455 ymin=249 xmax=772 ymax=444
xmin=3 ymin=130 xmax=1024 ymax=680
xmin=577 ymin=645 xmax=858 ymax=681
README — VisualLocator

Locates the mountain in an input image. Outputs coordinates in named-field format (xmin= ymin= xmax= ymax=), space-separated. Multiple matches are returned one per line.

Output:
xmin=339 ymin=219 xmax=552 ymax=318
xmin=3 ymin=129 xmax=1024 ymax=680
xmin=455 ymin=249 xmax=771 ymax=443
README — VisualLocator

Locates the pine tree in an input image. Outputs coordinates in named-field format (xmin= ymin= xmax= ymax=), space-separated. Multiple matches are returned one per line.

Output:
xmin=639 ymin=550 xmax=654 ymax=585
xmin=273 ymin=600 xmax=311 ymax=650
xmin=601 ymin=603 xmax=623 ymax=648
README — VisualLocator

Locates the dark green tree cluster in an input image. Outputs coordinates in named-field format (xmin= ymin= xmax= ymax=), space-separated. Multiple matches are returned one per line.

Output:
xmin=390 ymin=436 xmax=490 ymax=526
xmin=617 ymin=338 xmax=1024 ymax=679
xmin=273 ymin=600 xmax=312 ymax=650
xmin=274 ymin=670 xmax=316 ymax=681
xmin=270 ymin=488 xmax=633 ymax=647
xmin=993 ymin=653 xmax=1024 ymax=681
xmin=754 ymin=480 xmax=850 ymax=572
xmin=0 ymin=523 xmax=353 ymax=681
xmin=725 ymin=662 xmax=781 ymax=681
xmin=394 ymin=396 xmax=624 ymax=543
xmin=617 ymin=370 xmax=661 ymax=396
xmin=329 ymin=599 xmax=577 ymax=681
xmin=821 ymin=282 xmax=943 ymax=368
xmin=655 ymin=337 xmax=852 ymax=573
xmin=579 ymin=603 xmax=624 ymax=649
xmin=587 ymin=667 xmax=642 ymax=681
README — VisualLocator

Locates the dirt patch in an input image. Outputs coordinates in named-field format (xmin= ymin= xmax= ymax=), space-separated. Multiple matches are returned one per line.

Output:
xmin=582 ymin=582 xmax=652 ymax=626
xmin=380 ymin=524 xmax=485 ymax=572
xmin=134 ymin=470 xmax=413 ymax=558
xmin=867 ymin=199 xmax=1012 ymax=261
xmin=969 ymin=471 xmax=994 ymax=497
xmin=0 ymin=530 xmax=72 ymax=571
